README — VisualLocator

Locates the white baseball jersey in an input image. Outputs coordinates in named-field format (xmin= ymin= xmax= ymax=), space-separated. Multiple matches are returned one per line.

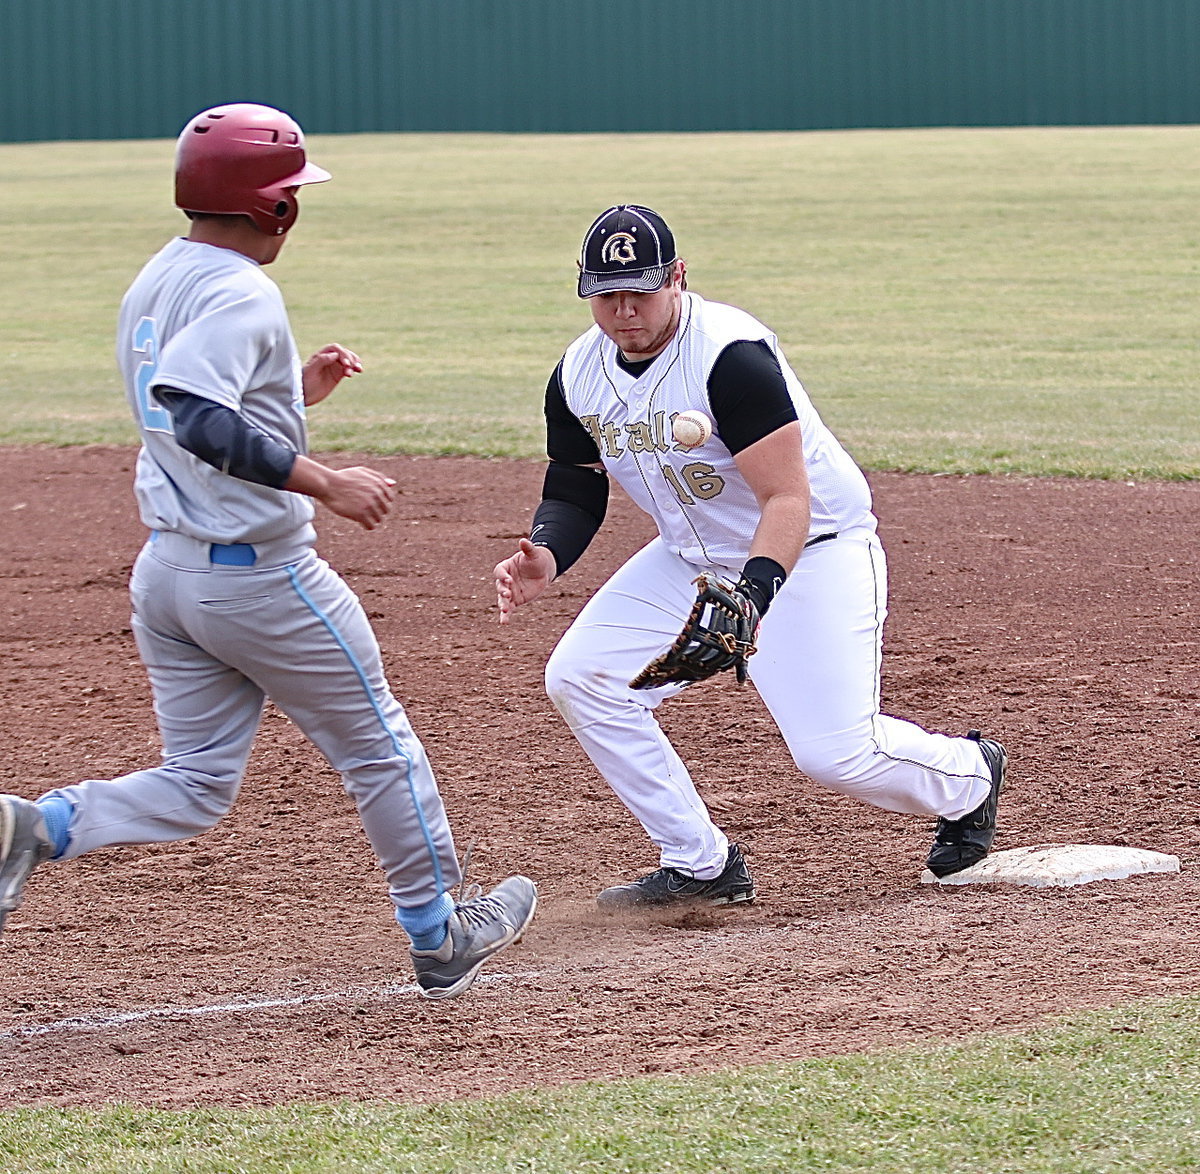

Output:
xmin=559 ymin=291 xmax=875 ymax=570
xmin=116 ymin=237 xmax=315 ymax=546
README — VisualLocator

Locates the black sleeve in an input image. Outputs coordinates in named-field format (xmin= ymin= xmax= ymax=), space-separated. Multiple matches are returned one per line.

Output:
xmin=530 ymin=462 xmax=609 ymax=577
xmin=706 ymin=340 xmax=799 ymax=455
xmin=544 ymin=361 xmax=602 ymax=465
xmin=530 ymin=362 xmax=609 ymax=576
xmin=156 ymin=388 xmax=297 ymax=489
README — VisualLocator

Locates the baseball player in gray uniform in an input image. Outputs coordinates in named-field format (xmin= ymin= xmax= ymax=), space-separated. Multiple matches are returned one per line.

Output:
xmin=0 ymin=103 xmax=535 ymax=999
xmin=494 ymin=204 xmax=1007 ymax=909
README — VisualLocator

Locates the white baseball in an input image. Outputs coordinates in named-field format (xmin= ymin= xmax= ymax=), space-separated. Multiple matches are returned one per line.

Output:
xmin=672 ymin=410 xmax=712 ymax=449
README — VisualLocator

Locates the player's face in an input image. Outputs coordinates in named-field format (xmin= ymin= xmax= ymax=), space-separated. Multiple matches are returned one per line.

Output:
xmin=258 ymin=233 xmax=287 ymax=265
xmin=588 ymin=265 xmax=683 ymax=360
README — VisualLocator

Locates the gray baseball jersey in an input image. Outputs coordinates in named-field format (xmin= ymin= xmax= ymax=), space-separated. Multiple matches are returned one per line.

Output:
xmin=116 ymin=237 xmax=315 ymax=545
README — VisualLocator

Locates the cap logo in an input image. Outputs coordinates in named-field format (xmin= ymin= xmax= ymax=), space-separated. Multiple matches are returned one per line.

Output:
xmin=601 ymin=233 xmax=639 ymax=266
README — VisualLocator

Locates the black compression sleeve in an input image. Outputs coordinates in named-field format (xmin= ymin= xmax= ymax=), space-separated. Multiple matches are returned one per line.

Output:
xmin=530 ymin=460 xmax=609 ymax=577
xmin=157 ymin=388 xmax=297 ymax=489
xmin=707 ymin=340 xmax=798 ymax=455
xmin=545 ymin=362 xmax=602 ymax=465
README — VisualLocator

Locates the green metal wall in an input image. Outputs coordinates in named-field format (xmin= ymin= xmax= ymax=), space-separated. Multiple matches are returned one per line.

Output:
xmin=2 ymin=0 xmax=1198 ymax=142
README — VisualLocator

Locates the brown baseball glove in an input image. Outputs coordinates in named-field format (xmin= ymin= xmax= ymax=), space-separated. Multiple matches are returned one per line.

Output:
xmin=630 ymin=574 xmax=760 ymax=690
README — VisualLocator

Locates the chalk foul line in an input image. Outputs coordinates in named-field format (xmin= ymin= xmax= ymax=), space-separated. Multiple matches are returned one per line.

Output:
xmin=0 ymin=969 xmax=541 ymax=1040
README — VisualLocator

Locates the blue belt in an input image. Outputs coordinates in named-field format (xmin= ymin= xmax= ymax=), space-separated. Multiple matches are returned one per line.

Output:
xmin=209 ymin=542 xmax=257 ymax=566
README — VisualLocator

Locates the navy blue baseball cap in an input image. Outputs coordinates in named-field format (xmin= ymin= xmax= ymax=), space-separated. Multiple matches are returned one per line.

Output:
xmin=577 ymin=205 xmax=678 ymax=298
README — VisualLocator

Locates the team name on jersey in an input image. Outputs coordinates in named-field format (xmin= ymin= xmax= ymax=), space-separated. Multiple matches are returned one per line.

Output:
xmin=578 ymin=409 xmax=691 ymax=458
xmin=578 ymin=409 xmax=727 ymax=505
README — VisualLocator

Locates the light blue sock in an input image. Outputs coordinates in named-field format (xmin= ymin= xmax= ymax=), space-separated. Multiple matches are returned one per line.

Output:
xmin=34 ymin=795 xmax=72 ymax=859
xmin=395 ymin=891 xmax=454 ymax=951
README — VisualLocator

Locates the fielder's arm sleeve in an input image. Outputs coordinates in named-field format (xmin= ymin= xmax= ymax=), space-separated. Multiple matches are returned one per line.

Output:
xmin=156 ymin=387 xmax=297 ymax=489
xmin=532 ymin=363 xmax=608 ymax=576
xmin=707 ymin=340 xmax=798 ymax=454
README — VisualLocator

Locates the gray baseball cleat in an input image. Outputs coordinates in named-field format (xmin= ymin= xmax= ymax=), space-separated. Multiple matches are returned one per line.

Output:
xmin=596 ymin=842 xmax=756 ymax=911
xmin=410 ymin=875 xmax=538 ymax=1000
xmin=926 ymin=730 xmax=1007 ymax=878
xmin=0 ymin=795 xmax=53 ymax=936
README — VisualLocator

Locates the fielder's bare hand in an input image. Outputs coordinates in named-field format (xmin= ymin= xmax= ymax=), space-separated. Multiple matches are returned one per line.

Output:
xmin=302 ymin=343 xmax=363 ymax=407
xmin=494 ymin=538 xmax=556 ymax=624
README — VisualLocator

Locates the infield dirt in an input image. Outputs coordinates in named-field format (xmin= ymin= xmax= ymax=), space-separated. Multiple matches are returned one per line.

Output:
xmin=0 ymin=447 xmax=1196 ymax=1107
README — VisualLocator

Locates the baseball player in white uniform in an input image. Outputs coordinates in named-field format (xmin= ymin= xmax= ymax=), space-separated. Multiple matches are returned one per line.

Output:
xmin=0 ymin=103 xmax=534 ymax=998
xmin=494 ymin=204 xmax=1007 ymax=909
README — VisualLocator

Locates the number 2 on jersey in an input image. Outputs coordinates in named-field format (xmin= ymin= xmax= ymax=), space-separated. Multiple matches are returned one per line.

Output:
xmin=131 ymin=316 xmax=173 ymax=434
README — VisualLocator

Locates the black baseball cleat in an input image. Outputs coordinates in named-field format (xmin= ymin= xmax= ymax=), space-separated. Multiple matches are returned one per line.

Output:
xmin=926 ymin=730 xmax=1007 ymax=878
xmin=596 ymin=842 xmax=755 ymax=911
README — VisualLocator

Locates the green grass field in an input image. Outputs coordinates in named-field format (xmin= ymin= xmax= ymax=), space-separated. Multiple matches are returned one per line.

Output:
xmin=1 ymin=126 xmax=1197 ymax=477
xmin=1 ymin=127 xmax=1198 ymax=1169
xmin=2 ymin=998 xmax=1199 ymax=1172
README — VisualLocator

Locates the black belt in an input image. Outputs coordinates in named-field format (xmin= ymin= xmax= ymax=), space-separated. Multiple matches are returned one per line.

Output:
xmin=804 ymin=532 xmax=838 ymax=549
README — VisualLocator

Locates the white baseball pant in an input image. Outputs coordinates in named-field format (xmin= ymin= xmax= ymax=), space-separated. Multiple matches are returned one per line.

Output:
xmin=545 ymin=528 xmax=992 ymax=877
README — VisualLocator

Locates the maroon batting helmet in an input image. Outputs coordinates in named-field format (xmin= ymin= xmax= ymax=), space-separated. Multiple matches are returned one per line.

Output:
xmin=174 ymin=103 xmax=331 ymax=236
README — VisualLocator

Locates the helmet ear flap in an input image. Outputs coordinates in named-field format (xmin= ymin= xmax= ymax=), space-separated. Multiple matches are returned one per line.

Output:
xmin=255 ymin=187 xmax=301 ymax=235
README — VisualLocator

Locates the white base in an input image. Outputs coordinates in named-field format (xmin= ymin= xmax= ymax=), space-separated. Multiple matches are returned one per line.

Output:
xmin=922 ymin=844 xmax=1182 ymax=888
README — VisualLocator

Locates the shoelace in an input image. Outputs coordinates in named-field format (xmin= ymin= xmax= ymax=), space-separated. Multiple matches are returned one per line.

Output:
xmin=456 ymin=839 xmax=481 ymax=902
xmin=454 ymin=891 xmax=510 ymax=931
xmin=451 ymin=838 xmax=499 ymax=926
